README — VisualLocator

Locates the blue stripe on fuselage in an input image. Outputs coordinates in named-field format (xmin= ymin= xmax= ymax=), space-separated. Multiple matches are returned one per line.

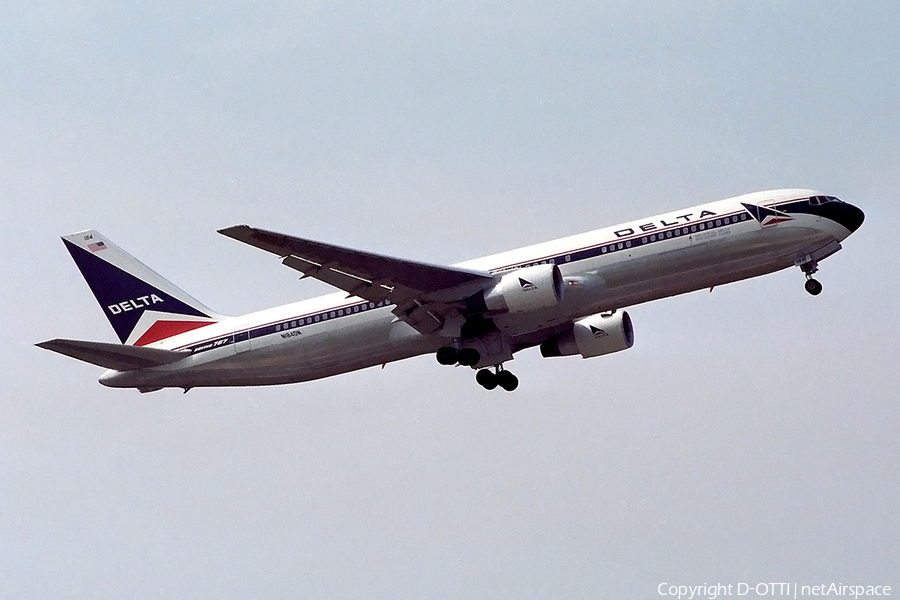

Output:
xmin=182 ymin=209 xmax=756 ymax=357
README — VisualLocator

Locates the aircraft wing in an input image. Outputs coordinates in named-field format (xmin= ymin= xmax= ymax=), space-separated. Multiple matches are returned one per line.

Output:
xmin=218 ymin=225 xmax=494 ymax=334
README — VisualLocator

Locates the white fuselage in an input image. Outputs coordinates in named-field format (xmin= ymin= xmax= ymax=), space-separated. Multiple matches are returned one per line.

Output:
xmin=100 ymin=189 xmax=858 ymax=390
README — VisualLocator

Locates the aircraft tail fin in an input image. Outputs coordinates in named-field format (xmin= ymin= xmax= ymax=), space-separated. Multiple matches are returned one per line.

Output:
xmin=36 ymin=338 xmax=190 ymax=371
xmin=61 ymin=230 xmax=223 ymax=346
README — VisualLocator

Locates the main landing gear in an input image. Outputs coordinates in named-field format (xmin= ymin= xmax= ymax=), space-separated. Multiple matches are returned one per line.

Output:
xmin=435 ymin=346 xmax=519 ymax=391
xmin=435 ymin=346 xmax=480 ymax=366
xmin=799 ymin=258 xmax=823 ymax=296
xmin=475 ymin=366 xmax=519 ymax=392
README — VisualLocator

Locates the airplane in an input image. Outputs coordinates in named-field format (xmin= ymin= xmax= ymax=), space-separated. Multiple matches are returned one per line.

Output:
xmin=37 ymin=189 xmax=864 ymax=393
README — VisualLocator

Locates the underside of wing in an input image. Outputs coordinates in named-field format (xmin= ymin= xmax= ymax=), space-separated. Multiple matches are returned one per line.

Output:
xmin=37 ymin=338 xmax=190 ymax=371
xmin=218 ymin=225 xmax=494 ymax=333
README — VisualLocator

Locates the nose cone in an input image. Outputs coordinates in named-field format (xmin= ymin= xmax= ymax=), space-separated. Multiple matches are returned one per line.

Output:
xmin=836 ymin=202 xmax=865 ymax=234
xmin=807 ymin=200 xmax=865 ymax=235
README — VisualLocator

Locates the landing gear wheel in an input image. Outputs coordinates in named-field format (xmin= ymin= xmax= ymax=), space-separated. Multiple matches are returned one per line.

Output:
xmin=475 ymin=369 xmax=498 ymax=390
xmin=496 ymin=370 xmax=519 ymax=392
xmin=798 ymin=256 xmax=822 ymax=296
xmin=457 ymin=348 xmax=481 ymax=367
xmin=436 ymin=346 xmax=458 ymax=365
xmin=804 ymin=278 xmax=823 ymax=296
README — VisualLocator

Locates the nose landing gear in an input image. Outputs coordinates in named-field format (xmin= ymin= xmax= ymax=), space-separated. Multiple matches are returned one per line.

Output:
xmin=804 ymin=278 xmax=823 ymax=296
xmin=798 ymin=257 xmax=823 ymax=296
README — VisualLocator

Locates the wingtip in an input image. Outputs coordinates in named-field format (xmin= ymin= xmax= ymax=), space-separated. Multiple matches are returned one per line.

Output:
xmin=217 ymin=224 xmax=252 ymax=237
xmin=35 ymin=339 xmax=63 ymax=350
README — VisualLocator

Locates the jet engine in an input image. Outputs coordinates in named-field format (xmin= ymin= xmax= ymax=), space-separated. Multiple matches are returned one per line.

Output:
xmin=540 ymin=311 xmax=634 ymax=358
xmin=466 ymin=263 xmax=565 ymax=314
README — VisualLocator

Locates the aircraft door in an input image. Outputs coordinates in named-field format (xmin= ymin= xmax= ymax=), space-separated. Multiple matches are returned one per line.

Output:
xmin=234 ymin=330 xmax=252 ymax=354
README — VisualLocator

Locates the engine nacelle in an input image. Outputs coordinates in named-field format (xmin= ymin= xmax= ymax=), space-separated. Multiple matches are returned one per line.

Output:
xmin=467 ymin=263 xmax=565 ymax=315
xmin=540 ymin=311 xmax=634 ymax=358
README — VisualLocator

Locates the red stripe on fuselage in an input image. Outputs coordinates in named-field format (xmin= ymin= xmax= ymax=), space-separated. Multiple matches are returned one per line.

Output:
xmin=134 ymin=320 xmax=216 ymax=346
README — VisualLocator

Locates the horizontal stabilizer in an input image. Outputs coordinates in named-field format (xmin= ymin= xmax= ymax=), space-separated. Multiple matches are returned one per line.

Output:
xmin=37 ymin=338 xmax=190 ymax=371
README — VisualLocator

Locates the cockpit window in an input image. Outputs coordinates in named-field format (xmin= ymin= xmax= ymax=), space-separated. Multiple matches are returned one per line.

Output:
xmin=809 ymin=195 xmax=844 ymax=205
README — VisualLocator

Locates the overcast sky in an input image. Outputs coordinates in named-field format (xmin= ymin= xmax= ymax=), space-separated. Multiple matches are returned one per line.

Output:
xmin=2 ymin=1 xmax=898 ymax=598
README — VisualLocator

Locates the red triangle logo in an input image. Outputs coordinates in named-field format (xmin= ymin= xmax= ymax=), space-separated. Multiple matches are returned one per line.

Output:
xmin=134 ymin=320 xmax=216 ymax=346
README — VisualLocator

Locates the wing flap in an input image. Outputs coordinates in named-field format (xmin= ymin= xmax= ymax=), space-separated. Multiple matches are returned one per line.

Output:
xmin=281 ymin=255 xmax=393 ymax=302
xmin=37 ymin=338 xmax=190 ymax=371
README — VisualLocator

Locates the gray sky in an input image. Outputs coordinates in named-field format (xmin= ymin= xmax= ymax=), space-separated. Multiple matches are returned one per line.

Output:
xmin=2 ymin=1 xmax=898 ymax=597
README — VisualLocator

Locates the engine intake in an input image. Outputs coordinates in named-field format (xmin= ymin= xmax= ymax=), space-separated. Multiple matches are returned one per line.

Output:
xmin=467 ymin=263 xmax=565 ymax=315
xmin=540 ymin=311 xmax=634 ymax=358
